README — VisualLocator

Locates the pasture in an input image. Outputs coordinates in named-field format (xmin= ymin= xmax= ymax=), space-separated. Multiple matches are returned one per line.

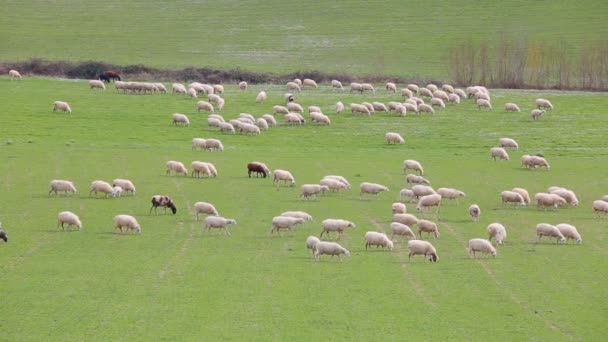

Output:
xmin=1 ymin=77 xmax=608 ymax=340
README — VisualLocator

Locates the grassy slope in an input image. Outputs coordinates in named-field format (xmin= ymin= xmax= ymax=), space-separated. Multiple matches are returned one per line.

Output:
xmin=1 ymin=1 xmax=607 ymax=78
xmin=0 ymin=77 xmax=607 ymax=339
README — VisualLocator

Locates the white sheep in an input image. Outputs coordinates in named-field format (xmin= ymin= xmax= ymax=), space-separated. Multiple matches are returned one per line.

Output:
xmin=412 ymin=185 xmax=436 ymax=198
xmin=491 ymin=147 xmax=510 ymax=161
xmin=287 ymin=102 xmax=304 ymax=113
xmin=386 ymin=82 xmax=397 ymax=93
xmin=320 ymin=178 xmax=348 ymax=192
xmin=454 ymin=88 xmax=467 ymax=99
xmin=395 ymin=105 xmax=407 ymax=116
xmin=392 ymin=202 xmax=407 ymax=214
xmin=281 ymin=211 xmax=313 ymax=221
xmin=350 ymin=103 xmax=371 ymax=115
xmin=213 ymin=85 xmax=224 ymax=94
xmin=430 ymin=97 xmax=446 ymax=109
xmin=273 ymin=105 xmax=289 ymax=115
xmin=399 ymin=188 xmax=416 ymax=202
xmin=166 ymin=160 xmax=188 ymax=176
xmin=364 ymin=231 xmax=394 ymax=250
xmin=196 ymin=101 xmax=214 ymax=113
xmin=261 ymin=114 xmax=277 ymax=126
xmin=270 ymin=216 xmax=306 ymax=234
xmin=256 ymin=91 xmax=267 ymax=103
xmin=500 ymin=191 xmax=526 ymax=206
xmin=468 ymin=238 xmax=497 ymax=258
xmin=477 ymin=99 xmax=492 ymax=110
xmin=284 ymin=113 xmax=305 ymax=125
xmin=208 ymin=117 xmax=222 ymax=128
xmin=187 ymin=87 xmax=198 ymax=99
xmin=113 ymin=214 xmax=141 ymax=234
xmin=89 ymin=180 xmax=114 ymax=197
xmin=336 ymin=101 xmax=345 ymax=114
xmin=392 ymin=213 xmax=419 ymax=227
xmin=504 ymin=103 xmax=521 ymax=112
xmin=89 ymin=80 xmax=106 ymax=90
xmin=292 ymin=78 xmax=302 ymax=85
xmin=217 ymin=97 xmax=225 ymax=111
xmin=172 ymin=113 xmax=190 ymax=127
xmin=407 ymin=84 xmax=419 ymax=94
xmin=418 ymin=103 xmax=435 ymax=114
xmin=53 ymin=101 xmax=72 ymax=113
xmin=208 ymin=93 xmax=222 ymax=105
xmin=320 ymin=219 xmax=356 ymax=239
xmin=487 ymin=223 xmax=507 ymax=245
xmin=403 ymin=159 xmax=424 ymax=175
xmin=416 ymin=194 xmax=442 ymax=213
xmin=310 ymin=112 xmax=331 ymax=125
xmin=49 ymin=180 xmax=77 ymax=196
xmin=511 ymin=188 xmax=530 ymax=205
xmin=469 ymin=204 xmax=481 ymax=222
xmin=314 ymin=241 xmax=351 ymax=261
xmin=238 ymin=81 xmax=248 ymax=91
xmin=57 ymin=211 xmax=82 ymax=230
xmin=602 ymin=195 xmax=608 ymax=202
xmin=9 ymin=69 xmax=22 ymax=80
xmin=535 ymin=98 xmax=554 ymax=110
xmin=426 ymin=84 xmax=438 ymax=92
xmin=255 ymin=118 xmax=269 ymax=130
xmin=360 ymin=182 xmax=389 ymax=198
xmin=475 ymin=92 xmax=491 ymax=101
xmin=442 ymin=84 xmax=454 ymax=93
xmin=499 ymin=138 xmax=519 ymax=149
xmin=592 ymin=200 xmax=608 ymax=218
xmin=287 ymin=81 xmax=301 ymax=92
xmin=300 ymin=184 xmax=329 ymax=200
xmin=390 ymin=222 xmax=416 ymax=241
xmin=417 ymin=219 xmax=439 ymax=239
xmin=192 ymin=138 xmax=207 ymax=151
xmin=419 ymin=87 xmax=433 ymax=98
xmin=302 ymin=79 xmax=318 ymax=88
xmin=385 ymin=132 xmax=405 ymax=144
xmin=361 ymin=102 xmax=375 ymax=113
xmin=536 ymin=223 xmax=565 ymax=244
xmin=239 ymin=122 xmax=261 ymax=135
xmin=549 ymin=188 xmax=579 ymax=206
xmin=403 ymin=102 xmax=418 ymax=113
xmin=191 ymin=161 xmax=212 ymax=178
xmin=331 ymin=80 xmax=344 ymax=90
xmin=407 ymin=240 xmax=438 ymax=262
xmin=535 ymin=193 xmax=567 ymax=210
xmin=437 ymin=188 xmax=466 ymax=203
xmin=273 ymin=169 xmax=295 ymax=188
xmin=112 ymin=179 xmax=136 ymax=195
xmin=372 ymin=102 xmax=389 ymax=112
xmin=204 ymin=216 xmax=237 ymax=235
xmin=172 ymin=83 xmax=187 ymax=94
xmin=284 ymin=92 xmax=295 ymax=103
xmin=448 ymin=93 xmax=460 ymax=104
xmin=361 ymin=83 xmax=375 ymax=93
xmin=306 ymin=236 xmax=321 ymax=254
xmin=555 ymin=223 xmax=582 ymax=244
xmin=529 ymin=156 xmax=550 ymax=169
xmin=406 ymin=174 xmax=431 ymax=185
xmin=531 ymin=109 xmax=546 ymax=120
xmin=203 ymin=139 xmax=224 ymax=151
xmin=322 ymin=175 xmax=350 ymax=188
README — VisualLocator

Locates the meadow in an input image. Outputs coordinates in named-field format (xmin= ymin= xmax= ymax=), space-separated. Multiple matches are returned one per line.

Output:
xmin=0 ymin=77 xmax=607 ymax=340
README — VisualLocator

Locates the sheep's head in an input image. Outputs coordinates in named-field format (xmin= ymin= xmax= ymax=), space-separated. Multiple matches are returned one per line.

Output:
xmin=168 ymin=202 xmax=177 ymax=214
xmin=0 ymin=229 xmax=7 ymax=242
xmin=348 ymin=222 xmax=356 ymax=228
xmin=429 ymin=253 xmax=438 ymax=263
xmin=135 ymin=227 xmax=142 ymax=234
xmin=228 ymin=219 xmax=237 ymax=225
xmin=344 ymin=249 xmax=351 ymax=257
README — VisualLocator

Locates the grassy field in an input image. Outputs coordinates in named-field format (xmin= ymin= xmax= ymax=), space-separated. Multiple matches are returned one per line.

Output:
xmin=1 ymin=0 xmax=608 ymax=79
xmin=0 ymin=77 xmax=607 ymax=340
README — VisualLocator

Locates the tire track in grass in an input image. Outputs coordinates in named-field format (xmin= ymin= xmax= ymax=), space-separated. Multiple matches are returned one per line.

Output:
xmin=440 ymin=221 xmax=575 ymax=339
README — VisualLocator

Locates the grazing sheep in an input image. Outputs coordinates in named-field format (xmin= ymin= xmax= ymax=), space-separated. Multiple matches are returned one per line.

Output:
xmin=399 ymin=88 xmax=413 ymax=100
xmin=602 ymin=195 xmax=608 ymax=202
xmin=403 ymin=160 xmax=424 ymax=175
xmin=430 ymin=97 xmax=446 ymax=109
xmin=442 ymin=84 xmax=454 ymax=93
xmin=273 ymin=169 xmax=296 ymax=188
xmin=407 ymin=240 xmax=438 ymax=262
xmin=320 ymin=178 xmax=349 ymax=192
xmin=549 ymin=188 xmax=579 ymax=206
xmin=216 ymin=97 xmax=225 ymax=111
xmin=406 ymin=174 xmax=431 ymax=185
xmin=592 ymin=200 xmax=608 ymax=217
xmin=511 ymin=188 xmax=530 ymax=205
xmin=437 ymin=188 xmax=466 ymax=203
xmin=293 ymin=78 xmax=302 ymax=85
xmin=314 ymin=241 xmax=351 ymax=261
xmin=270 ymin=216 xmax=306 ymax=234
xmin=536 ymin=223 xmax=565 ymax=244
xmin=419 ymin=87 xmax=433 ymax=98
xmin=331 ymin=80 xmax=344 ymax=90
xmin=308 ymin=106 xmax=322 ymax=114
xmin=409 ymin=96 xmax=424 ymax=105
xmin=418 ymin=103 xmax=435 ymax=114
xmin=150 ymin=195 xmax=177 ymax=214
xmin=529 ymin=156 xmax=550 ymax=169
xmin=433 ymin=90 xmax=450 ymax=102
xmin=361 ymin=83 xmax=375 ymax=93
xmin=192 ymin=138 xmax=207 ymax=151
xmin=320 ymin=219 xmax=356 ymax=239
xmin=477 ymin=99 xmax=492 ymax=110
xmin=416 ymin=194 xmax=442 ymax=213
xmin=373 ymin=102 xmax=389 ymax=112
xmin=487 ymin=223 xmax=507 ymax=245
xmin=350 ymin=103 xmax=371 ymax=115
xmin=256 ymin=91 xmax=267 ymax=103
xmin=491 ymin=147 xmax=510 ymax=161
xmin=364 ymin=231 xmax=394 ymax=250
xmin=392 ymin=213 xmax=419 ymax=227
xmin=499 ymin=138 xmax=519 ymax=149
xmin=287 ymin=81 xmax=301 ymax=92
xmin=287 ymin=102 xmax=304 ymax=113
xmin=196 ymin=101 xmax=214 ymax=113
xmin=360 ymin=182 xmax=389 ymax=198
xmin=166 ymin=160 xmax=188 ymax=176
xmin=284 ymin=93 xmax=295 ymax=103
xmin=238 ymin=81 xmax=248 ymax=91
xmin=426 ymin=84 xmax=438 ymax=92
xmin=531 ymin=109 xmax=546 ymax=120
xmin=412 ymin=185 xmax=436 ymax=199
xmin=57 ymin=211 xmax=82 ymax=231
xmin=394 ymin=105 xmax=407 ymax=116
xmin=205 ymin=216 xmax=237 ymax=235
xmin=281 ymin=211 xmax=313 ymax=222
xmin=300 ymin=184 xmax=330 ymax=200
xmin=385 ymin=132 xmax=405 ymax=144
xmin=208 ymin=93 xmax=222 ymax=105
xmin=171 ymin=83 xmax=186 ymax=94
xmin=9 ymin=69 xmax=22 ymax=80
xmin=417 ymin=219 xmax=439 ymax=239
xmin=53 ymin=101 xmax=72 ymax=113
xmin=390 ymin=222 xmax=416 ymax=241
xmin=475 ymin=92 xmax=491 ymax=101
xmin=535 ymin=98 xmax=554 ymax=110
xmin=89 ymin=80 xmax=106 ymax=90
xmin=392 ymin=202 xmax=407 ymax=214
xmin=399 ymin=188 xmax=416 ymax=202
xmin=49 ymin=180 xmax=77 ymax=196
xmin=310 ymin=112 xmax=331 ymax=125
xmin=112 ymin=179 xmax=136 ymax=195
xmin=208 ymin=117 xmax=222 ymax=128
xmin=468 ymin=239 xmax=497 ymax=258
xmin=454 ymin=88 xmax=467 ymax=99
xmin=239 ymin=122 xmax=261 ymax=135
xmin=187 ymin=87 xmax=198 ymax=99
xmin=194 ymin=202 xmax=219 ymax=219
xmin=407 ymin=84 xmax=419 ymax=94
xmin=0 ymin=227 xmax=7 ymax=242
xmin=273 ymin=105 xmax=289 ymax=115
xmin=500 ymin=191 xmax=526 ymax=206
xmin=386 ymin=82 xmax=397 ymax=93
xmin=303 ymin=79 xmax=318 ymax=88
xmin=448 ymin=93 xmax=461 ymax=104
xmin=469 ymin=204 xmax=481 ymax=222
xmin=203 ymin=139 xmax=224 ymax=151
xmin=284 ymin=113 xmax=305 ymax=125
xmin=261 ymin=114 xmax=277 ymax=126
xmin=89 ymin=180 xmax=113 ymax=197
xmin=306 ymin=236 xmax=321 ymax=254
xmin=504 ymin=103 xmax=521 ymax=112
xmin=555 ymin=223 xmax=582 ymax=244
xmin=114 ymin=215 xmax=141 ymax=234
xmin=191 ymin=161 xmax=212 ymax=178
xmin=335 ymin=101 xmax=345 ymax=114
xmin=172 ymin=113 xmax=190 ymax=127
xmin=535 ymin=193 xmax=567 ymax=210
xmin=247 ymin=161 xmax=271 ymax=178
xmin=213 ymin=84 xmax=224 ymax=94
xmin=254 ymin=118 xmax=269 ymax=130
xmin=322 ymin=175 xmax=351 ymax=188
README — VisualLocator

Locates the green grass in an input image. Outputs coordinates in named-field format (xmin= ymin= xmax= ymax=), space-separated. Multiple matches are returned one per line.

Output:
xmin=1 ymin=1 xmax=607 ymax=78
xmin=1 ymin=77 xmax=608 ymax=340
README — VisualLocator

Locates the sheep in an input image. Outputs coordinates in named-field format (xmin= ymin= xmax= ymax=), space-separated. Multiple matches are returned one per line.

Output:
xmin=437 ymin=188 xmax=466 ymax=203
xmin=392 ymin=213 xmax=419 ymax=226
xmin=385 ymin=82 xmax=397 ymax=93
xmin=406 ymin=174 xmax=431 ymax=185
xmin=336 ymin=101 xmax=345 ymax=114
xmin=203 ymin=139 xmax=224 ymax=151
xmin=499 ymin=138 xmax=519 ymax=150
xmin=491 ymin=147 xmax=510 ymax=161
xmin=281 ymin=211 xmax=313 ymax=222
xmin=536 ymin=223 xmax=565 ymax=244
xmin=412 ymin=185 xmax=436 ymax=198
xmin=419 ymin=87 xmax=433 ymax=98
xmin=500 ymin=191 xmax=526 ymax=206
xmin=111 ymin=179 xmax=135 ymax=195
xmin=208 ymin=117 xmax=222 ymax=128
xmin=536 ymin=98 xmax=554 ymax=110
xmin=172 ymin=113 xmax=190 ymax=127
xmin=602 ymin=195 xmax=608 ymax=202
xmin=53 ymin=101 xmax=72 ymax=113
xmin=469 ymin=204 xmax=481 ymax=222
xmin=372 ymin=102 xmax=389 ymax=112
xmin=57 ymin=211 xmax=82 ymax=231
xmin=172 ymin=83 xmax=187 ymax=94
xmin=284 ymin=113 xmax=305 ymax=125
xmin=426 ymin=84 xmax=438 ymax=92
xmin=208 ymin=93 xmax=222 ymax=105
xmin=475 ymin=92 xmax=491 ymax=101
xmin=187 ymin=87 xmax=198 ymax=99
xmin=403 ymin=160 xmax=424 ymax=175
xmin=395 ymin=105 xmax=407 ymax=116
xmin=433 ymin=90 xmax=450 ymax=102
xmin=360 ymin=182 xmax=389 ymax=198
xmin=256 ymin=91 xmax=267 ymax=103
xmin=364 ymin=231 xmax=394 ymax=250
xmin=535 ymin=193 xmax=567 ymax=210
xmin=314 ymin=241 xmax=351 ymax=261
xmin=555 ymin=223 xmax=582 ymax=244
xmin=49 ymin=180 xmax=77 ymax=196
xmin=310 ymin=112 xmax=331 ymax=125
xmin=239 ymin=122 xmax=261 ymax=135
xmin=113 ymin=215 xmax=141 ymax=234
xmin=442 ymin=84 xmax=454 ymax=93
xmin=320 ymin=178 xmax=348 ymax=192
xmin=89 ymin=180 xmax=113 ymax=197
xmin=252 ymin=118 xmax=268 ymax=131
xmin=205 ymin=216 xmax=237 ymax=235
xmin=549 ymin=188 xmax=579 ymax=206
xmin=399 ymin=188 xmax=416 ymax=202
xmin=302 ymin=79 xmax=318 ymax=88
xmin=293 ymin=78 xmax=302 ymax=85
xmin=511 ymin=188 xmax=530 ymax=205
xmin=477 ymin=99 xmax=492 ymax=110
xmin=0 ymin=226 xmax=7 ymax=242
xmin=216 ymin=97 xmax=225 ymax=111
xmin=270 ymin=216 xmax=306 ymax=234
xmin=390 ymin=222 xmax=416 ymax=241
xmin=247 ymin=161 xmax=271 ymax=178
xmin=196 ymin=101 xmax=214 ymax=113
xmin=350 ymin=103 xmax=371 ymax=115
xmin=273 ymin=105 xmax=289 ymax=115
xmin=430 ymin=98 xmax=446 ymax=109
xmin=468 ymin=239 xmax=497 ymax=258
xmin=407 ymin=84 xmax=419 ymax=94
xmin=110 ymin=185 xmax=123 ymax=197
xmin=192 ymin=138 xmax=207 ymax=150
xmin=487 ymin=223 xmax=507 ymax=245
xmin=448 ymin=93 xmax=461 ymax=104
xmin=300 ymin=184 xmax=330 ymax=200
xmin=260 ymin=114 xmax=277 ymax=126
xmin=166 ymin=160 xmax=188 ymax=176
xmin=417 ymin=219 xmax=439 ymax=239
xmin=361 ymin=83 xmax=375 ymax=93
xmin=287 ymin=81 xmax=301 ymax=92
xmin=9 ymin=69 xmax=22 ymax=80
xmin=531 ymin=109 xmax=546 ymax=120
xmin=407 ymin=240 xmax=438 ymax=262
xmin=306 ymin=236 xmax=321 ymax=254
xmin=191 ymin=161 xmax=212 ymax=178
xmin=504 ymin=103 xmax=521 ymax=112
xmin=213 ymin=85 xmax=224 ymax=94
xmin=320 ymin=219 xmax=356 ymax=239
xmin=385 ymin=132 xmax=405 ymax=144
xmin=238 ymin=81 xmax=248 ymax=91
xmin=529 ymin=156 xmax=550 ymax=169
xmin=418 ymin=103 xmax=435 ymax=114
xmin=392 ymin=202 xmax=407 ymax=215
xmin=273 ymin=169 xmax=295 ymax=188
xmin=409 ymin=96 xmax=424 ymax=105
xmin=592 ymin=200 xmax=608 ymax=217
xmin=287 ymin=102 xmax=304 ymax=113
xmin=331 ymin=80 xmax=344 ymax=90
xmin=362 ymin=102 xmax=375 ymax=113
xmin=89 ymin=79 xmax=106 ymax=90
xmin=416 ymin=194 xmax=442 ymax=213
xmin=454 ymin=88 xmax=467 ymax=99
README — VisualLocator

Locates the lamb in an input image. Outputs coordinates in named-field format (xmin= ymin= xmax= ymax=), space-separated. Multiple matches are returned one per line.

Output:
xmin=89 ymin=79 xmax=106 ymax=90
xmin=499 ymin=138 xmax=519 ymax=150
xmin=172 ymin=113 xmax=190 ymax=127
xmin=300 ymin=184 xmax=330 ymax=200
xmin=9 ymin=69 xmax=22 ymax=80
xmin=477 ymin=99 xmax=492 ymax=110
xmin=399 ymin=188 xmax=416 ymax=202
xmin=166 ymin=160 xmax=188 ymax=176
xmin=89 ymin=180 xmax=114 ymax=197
xmin=416 ymin=194 xmax=442 ymax=213
xmin=113 ymin=214 xmax=141 ymax=234
xmin=196 ymin=100 xmax=214 ymax=113
xmin=350 ymin=103 xmax=371 ymax=115
xmin=401 ymin=88 xmax=413 ymax=99
xmin=549 ymin=188 xmax=579 ymax=206
xmin=407 ymin=240 xmax=438 ymax=262
xmin=191 ymin=161 xmax=212 ymax=178
xmin=592 ymin=200 xmax=608 ymax=217
xmin=535 ymin=193 xmax=567 ymax=210
xmin=412 ymin=185 xmax=436 ymax=198
xmin=57 ymin=211 xmax=82 ymax=231
xmin=314 ymin=241 xmax=351 ymax=261
xmin=417 ymin=219 xmax=439 ymax=239
xmin=261 ymin=114 xmax=277 ymax=126
xmin=430 ymin=97 xmax=446 ymax=109
xmin=204 ymin=216 xmax=237 ymax=235
xmin=238 ymin=81 xmax=248 ymax=91
xmin=110 ymin=186 xmax=123 ymax=197
xmin=491 ymin=147 xmax=510 ymax=161
xmin=49 ymin=180 xmax=77 ymax=196
xmin=320 ymin=219 xmax=356 ymax=239
xmin=270 ymin=216 xmax=306 ymax=234
xmin=406 ymin=174 xmax=431 ymax=185
xmin=468 ymin=239 xmax=497 ymax=258
xmin=392 ymin=202 xmax=407 ymax=214
xmin=504 ymin=103 xmax=521 ymax=112
xmin=469 ymin=204 xmax=481 ymax=222
xmin=53 ymin=101 xmax=72 ymax=113
xmin=336 ymin=101 xmax=344 ymax=114
xmin=172 ymin=83 xmax=187 ymax=94
xmin=390 ymin=222 xmax=416 ymax=240
xmin=287 ymin=81 xmax=301 ymax=92
xmin=213 ymin=85 xmax=224 ymax=94
xmin=386 ymin=82 xmax=397 ymax=93
xmin=511 ymin=188 xmax=530 ymax=204
xmin=536 ymin=223 xmax=565 ymax=244
xmin=437 ymin=188 xmax=466 ymax=202
xmin=281 ymin=211 xmax=313 ymax=222
xmin=364 ymin=231 xmax=394 ymax=250
xmin=287 ymin=102 xmax=304 ymax=113
xmin=256 ymin=91 xmax=267 ymax=103
xmin=320 ymin=178 xmax=349 ymax=192
xmin=500 ymin=191 xmax=526 ymax=206
xmin=385 ymin=132 xmax=405 ymax=144
xmin=535 ymin=98 xmax=554 ymax=110
xmin=531 ymin=109 xmax=546 ymax=120
xmin=331 ymin=80 xmax=344 ymax=90
xmin=555 ymin=223 xmax=582 ymax=244
xmin=448 ymin=93 xmax=461 ymax=104
xmin=302 ymin=79 xmax=318 ymax=88
xmin=392 ymin=213 xmax=419 ymax=226
xmin=306 ymin=236 xmax=321 ymax=254
xmin=203 ymin=139 xmax=224 ymax=151
xmin=418 ymin=103 xmax=435 ymax=114
xmin=403 ymin=159 xmax=424 ymax=175
xmin=273 ymin=169 xmax=296 ymax=188
xmin=487 ymin=223 xmax=507 ymax=245
xmin=360 ymin=182 xmax=389 ymax=198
